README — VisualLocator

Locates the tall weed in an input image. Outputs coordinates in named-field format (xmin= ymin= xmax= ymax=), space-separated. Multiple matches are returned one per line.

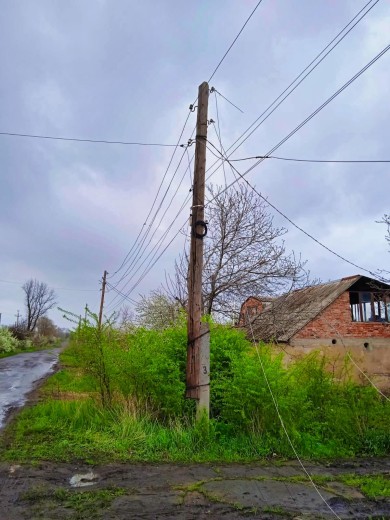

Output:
xmin=59 ymin=319 xmax=390 ymax=459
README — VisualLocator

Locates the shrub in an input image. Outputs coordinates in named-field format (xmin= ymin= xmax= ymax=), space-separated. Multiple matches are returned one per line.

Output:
xmin=64 ymin=319 xmax=390 ymax=458
xmin=0 ymin=328 xmax=19 ymax=353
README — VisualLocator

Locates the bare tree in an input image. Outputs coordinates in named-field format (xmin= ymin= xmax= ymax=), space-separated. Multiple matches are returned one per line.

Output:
xmin=135 ymin=289 xmax=182 ymax=330
xmin=118 ymin=305 xmax=136 ymax=332
xmin=166 ymin=183 xmax=307 ymax=321
xmin=36 ymin=316 xmax=58 ymax=338
xmin=22 ymin=279 xmax=57 ymax=332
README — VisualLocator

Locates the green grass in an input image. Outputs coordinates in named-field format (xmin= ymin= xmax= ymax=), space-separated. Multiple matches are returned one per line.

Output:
xmin=0 ymin=346 xmax=36 ymax=359
xmin=21 ymin=485 xmax=126 ymax=518
xmin=0 ymin=399 xmax=274 ymax=463
xmin=1 ymin=323 xmax=389 ymax=465
xmin=274 ymin=473 xmax=390 ymax=499
xmin=0 ymin=337 xmax=63 ymax=359
xmin=340 ymin=474 xmax=390 ymax=499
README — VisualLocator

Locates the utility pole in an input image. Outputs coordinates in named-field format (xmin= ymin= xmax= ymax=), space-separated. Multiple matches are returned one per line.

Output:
xmin=186 ymin=81 xmax=210 ymax=420
xmin=98 ymin=270 xmax=108 ymax=328
xmin=15 ymin=310 xmax=20 ymax=327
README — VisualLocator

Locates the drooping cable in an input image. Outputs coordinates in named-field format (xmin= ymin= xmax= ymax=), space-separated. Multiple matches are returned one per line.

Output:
xmin=246 ymin=312 xmax=343 ymax=520
xmin=206 ymin=140 xmax=390 ymax=283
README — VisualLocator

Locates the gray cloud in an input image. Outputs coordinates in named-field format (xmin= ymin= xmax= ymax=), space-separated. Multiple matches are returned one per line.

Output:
xmin=1 ymin=0 xmax=389 ymax=327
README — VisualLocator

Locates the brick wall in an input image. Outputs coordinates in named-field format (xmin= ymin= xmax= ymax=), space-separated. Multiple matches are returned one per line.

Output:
xmin=238 ymin=297 xmax=264 ymax=326
xmin=294 ymin=291 xmax=390 ymax=340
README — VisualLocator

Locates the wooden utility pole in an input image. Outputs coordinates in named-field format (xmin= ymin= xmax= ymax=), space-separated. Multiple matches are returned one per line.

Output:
xmin=186 ymin=81 xmax=210 ymax=419
xmin=98 ymin=270 xmax=108 ymax=328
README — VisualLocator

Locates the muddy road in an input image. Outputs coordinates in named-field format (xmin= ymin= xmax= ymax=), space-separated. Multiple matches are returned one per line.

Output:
xmin=0 ymin=348 xmax=61 ymax=428
xmin=0 ymin=459 xmax=389 ymax=519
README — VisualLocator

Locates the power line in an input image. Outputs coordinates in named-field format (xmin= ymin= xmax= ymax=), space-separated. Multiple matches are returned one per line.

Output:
xmin=212 ymin=94 xmax=227 ymax=186
xmin=0 ymin=278 xmax=98 ymax=292
xmin=207 ymin=0 xmax=264 ymax=82
xmin=106 ymin=221 xmax=186 ymax=312
xmin=206 ymin=141 xmax=389 ymax=282
xmin=109 ymin=113 xmax=194 ymax=278
xmin=225 ymin=154 xmax=390 ymax=164
xmin=107 ymin=198 xmax=191 ymax=311
xmin=0 ymin=131 xmax=178 ymax=147
xmin=208 ymin=41 xmax=390 ymax=203
xmin=107 ymin=1 xmax=377 ymax=304
xmin=205 ymin=0 xmax=380 ymax=182
xmin=106 ymin=165 xmax=194 ymax=310
xmin=328 ymin=326 xmax=390 ymax=402
xmin=106 ymin=282 xmax=139 ymax=306
xmin=110 ymin=145 xmax=191 ymax=291
xmin=110 ymin=147 xmax=192 ymax=293
xmin=246 ymin=312 xmax=342 ymax=520
xmin=210 ymin=87 xmax=244 ymax=113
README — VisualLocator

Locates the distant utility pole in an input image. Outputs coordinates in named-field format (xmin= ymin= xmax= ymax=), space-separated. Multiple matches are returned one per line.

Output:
xmin=186 ymin=81 xmax=210 ymax=420
xmin=15 ymin=310 xmax=21 ymax=327
xmin=98 ymin=270 xmax=108 ymax=328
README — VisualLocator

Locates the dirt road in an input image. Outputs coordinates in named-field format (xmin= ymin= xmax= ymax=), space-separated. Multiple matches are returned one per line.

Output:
xmin=0 ymin=348 xmax=60 ymax=428
xmin=0 ymin=458 xmax=389 ymax=519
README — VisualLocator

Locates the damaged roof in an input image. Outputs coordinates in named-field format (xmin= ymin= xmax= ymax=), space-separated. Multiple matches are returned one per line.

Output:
xmin=245 ymin=274 xmax=388 ymax=342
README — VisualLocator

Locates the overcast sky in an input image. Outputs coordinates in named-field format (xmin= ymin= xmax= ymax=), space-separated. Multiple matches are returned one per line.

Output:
xmin=1 ymin=0 xmax=389 ymax=328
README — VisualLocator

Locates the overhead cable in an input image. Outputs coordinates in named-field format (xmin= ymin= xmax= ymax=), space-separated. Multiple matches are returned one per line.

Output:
xmin=209 ymin=42 xmax=390 ymax=201
xmin=226 ymin=155 xmax=390 ymax=164
xmin=0 ymin=278 xmax=98 ymax=292
xmin=205 ymin=0 xmax=380 ymax=182
xmin=206 ymin=140 xmax=389 ymax=283
xmin=207 ymin=0 xmax=264 ymax=82
xmin=0 ymin=131 xmax=178 ymax=147
xmin=246 ymin=312 xmax=342 ymax=520
xmin=109 ymin=113 xmax=194 ymax=278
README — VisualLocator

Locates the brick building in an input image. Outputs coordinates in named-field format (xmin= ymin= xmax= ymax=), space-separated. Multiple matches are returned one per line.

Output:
xmin=239 ymin=275 xmax=390 ymax=388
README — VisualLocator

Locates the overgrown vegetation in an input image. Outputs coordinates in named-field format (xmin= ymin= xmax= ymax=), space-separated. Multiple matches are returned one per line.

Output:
xmin=0 ymin=325 xmax=61 ymax=358
xmin=1 ymin=315 xmax=389 ymax=463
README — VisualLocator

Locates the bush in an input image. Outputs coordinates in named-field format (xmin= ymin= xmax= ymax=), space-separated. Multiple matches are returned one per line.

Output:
xmin=0 ymin=328 xmax=19 ymax=353
xmin=64 ymin=319 xmax=390 ymax=459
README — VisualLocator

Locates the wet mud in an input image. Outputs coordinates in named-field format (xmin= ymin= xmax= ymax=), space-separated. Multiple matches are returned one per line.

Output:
xmin=0 ymin=459 xmax=388 ymax=519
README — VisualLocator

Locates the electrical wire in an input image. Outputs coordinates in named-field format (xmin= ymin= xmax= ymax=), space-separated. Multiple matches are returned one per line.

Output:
xmin=109 ymin=113 xmax=194 ymax=278
xmin=207 ymin=41 xmax=390 ymax=203
xmin=106 ymin=221 xmax=187 ymax=312
xmin=0 ymin=131 xmax=178 ymax=147
xmin=107 ymin=155 xmax=194 ymax=307
xmin=210 ymin=87 xmax=244 ymax=113
xmin=213 ymin=153 xmax=390 ymax=164
xmin=0 ymin=278 xmax=98 ymax=292
xmin=106 ymin=282 xmax=139 ymax=306
xmin=246 ymin=311 xmax=342 ymax=520
xmin=110 ymin=35 xmax=390 ymax=308
xmin=206 ymin=140 xmax=389 ymax=283
xmin=110 ymin=145 xmax=190 ymax=288
xmin=107 ymin=0 xmax=379 ymax=305
xmin=106 ymin=194 xmax=191 ymax=311
xmin=213 ymin=94 xmax=227 ymax=186
xmin=205 ymin=0 xmax=380 ymax=182
xmin=207 ymin=0 xmax=264 ymax=82
xmin=262 ymin=156 xmax=390 ymax=164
